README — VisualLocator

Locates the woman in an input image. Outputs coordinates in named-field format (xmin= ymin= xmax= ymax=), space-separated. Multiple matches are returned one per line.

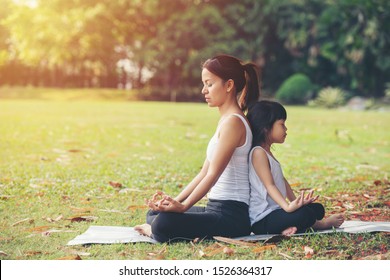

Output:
xmin=135 ymin=55 xmax=261 ymax=242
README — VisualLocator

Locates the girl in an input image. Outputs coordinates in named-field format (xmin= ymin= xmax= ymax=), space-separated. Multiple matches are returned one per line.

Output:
xmin=247 ymin=100 xmax=344 ymax=235
xmin=135 ymin=55 xmax=261 ymax=242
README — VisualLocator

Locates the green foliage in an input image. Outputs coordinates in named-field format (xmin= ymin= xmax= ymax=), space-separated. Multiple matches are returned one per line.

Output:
xmin=0 ymin=0 xmax=389 ymax=97
xmin=275 ymin=73 xmax=313 ymax=104
xmin=308 ymin=87 xmax=347 ymax=108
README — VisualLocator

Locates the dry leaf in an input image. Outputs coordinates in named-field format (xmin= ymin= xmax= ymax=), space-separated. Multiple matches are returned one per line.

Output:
xmin=199 ymin=250 xmax=206 ymax=258
xmin=127 ymin=205 xmax=148 ymax=211
xmin=68 ymin=216 xmax=98 ymax=222
xmin=213 ymin=236 xmax=255 ymax=247
xmin=56 ymin=255 xmax=82 ymax=260
xmin=252 ymin=245 xmax=277 ymax=253
xmin=45 ymin=215 xmax=63 ymax=223
xmin=304 ymin=246 xmax=314 ymax=257
xmin=25 ymin=251 xmax=42 ymax=257
xmin=12 ymin=218 xmax=34 ymax=227
xmin=68 ymin=149 xmax=82 ymax=153
xmin=278 ymin=252 xmax=293 ymax=259
xmin=0 ymin=251 xmax=8 ymax=256
xmin=223 ymin=247 xmax=235 ymax=256
xmin=109 ymin=181 xmax=123 ymax=188
xmin=26 ymin=226 xmax=51 ymax=233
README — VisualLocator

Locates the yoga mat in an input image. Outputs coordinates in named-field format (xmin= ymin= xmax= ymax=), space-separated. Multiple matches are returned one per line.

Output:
xmin=67 ymin=220 xmax=390 ymax=245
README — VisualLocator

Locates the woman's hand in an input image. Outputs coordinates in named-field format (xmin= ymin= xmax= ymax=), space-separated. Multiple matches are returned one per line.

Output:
xmin=146 ymin=191 xmax=187 ymax=213
xmin=286 ymin=190 xmax=318 ymax=213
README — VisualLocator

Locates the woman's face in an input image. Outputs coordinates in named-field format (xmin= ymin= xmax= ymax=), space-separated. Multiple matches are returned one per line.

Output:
xmin=201 ymin=68 xmax=229 ymax=107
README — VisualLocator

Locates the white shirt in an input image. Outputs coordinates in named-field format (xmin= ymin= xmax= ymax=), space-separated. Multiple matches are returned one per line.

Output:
xmin=249 ymin=146 xmax=287 ymax=225
xmin=206 ymin=114 xmax=252 ymax=205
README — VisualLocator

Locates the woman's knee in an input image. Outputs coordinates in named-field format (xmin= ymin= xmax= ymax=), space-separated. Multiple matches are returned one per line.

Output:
xmin=150 ymin=213 xmax=178 ymax=242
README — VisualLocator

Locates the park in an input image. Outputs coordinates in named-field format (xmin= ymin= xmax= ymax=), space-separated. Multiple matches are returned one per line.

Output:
xmin=0 ymin=0 xmax=389 ymax=262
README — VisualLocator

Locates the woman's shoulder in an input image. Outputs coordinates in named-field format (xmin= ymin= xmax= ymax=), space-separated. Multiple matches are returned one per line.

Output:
xmin=219 ymin=114 xmax=246 ymax=132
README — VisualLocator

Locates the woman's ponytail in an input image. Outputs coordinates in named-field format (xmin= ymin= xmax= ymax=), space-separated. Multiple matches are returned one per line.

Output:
xmin=239 ymin=63 xmax=261 ymax=113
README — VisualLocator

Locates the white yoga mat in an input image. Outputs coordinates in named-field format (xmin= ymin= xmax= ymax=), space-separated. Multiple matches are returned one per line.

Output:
xmin=234 ymin=220 xmax=390 ymax=242
xmin=67 ymin=220 xmax=390 ymax=246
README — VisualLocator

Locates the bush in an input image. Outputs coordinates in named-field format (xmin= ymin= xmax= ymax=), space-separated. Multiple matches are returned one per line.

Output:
xmin=275 ymin=73 xmax=313 ymax=104
xmin=308 ymin=87 xmax=346 ymax=108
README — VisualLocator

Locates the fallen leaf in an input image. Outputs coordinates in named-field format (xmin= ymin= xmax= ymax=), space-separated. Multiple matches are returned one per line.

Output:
xmin=361 ymin=252 xmax=390 ymax=260
xmin=25 ymin=251 xmax=42 ymax=257
xmin=127 ymin=205 xmax=148 ymax=211
xmin=26 ymin=226 xmax=51 ymax=233
xmin=0 ymin=251 xmax=8 ymax=256
xmin=200 ymin=243 xmax=225 ymax=257
xmin=109 ymin=181 xmax=122 ymax=188
xmin=252 ymin=245 xmax=277 ymax=253
xmin=342 ymin=202 xmax=355 ymax=210
xmin=278 ymin=252 xmax=293 ymax=259
xmin=68 ymin=216 xmax=98 ymax=222
xmin=70 ymin=206 xmax=94 ymax=213
xmin=289 ymin=182 xmax=302 ymax=187
xmin=213 ymin=236 xmax=255 ymax=247
xmin=56 ymin=255 xmax=82 ymax=260
xmin=223 ymin=247 xmax=235 ymax=256
xmin=304 ymin=246 xmax=314 ymax=257
xmin=68 ymin=149 xmax=83 ymax=153
xmin=45 ymin=215 xmax=63 ymax=223
xmin=12 ymin=218 xmax=34 ymax=227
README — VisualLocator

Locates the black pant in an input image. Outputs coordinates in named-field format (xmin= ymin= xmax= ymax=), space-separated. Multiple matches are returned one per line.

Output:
xmin=146 ymin=199 xmax=251 ymax=243
xmin=251 ymin=203 xmax=325 ymax=234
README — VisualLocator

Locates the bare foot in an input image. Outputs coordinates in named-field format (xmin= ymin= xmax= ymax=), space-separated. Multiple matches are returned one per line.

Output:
xmin=134 ymin=224 xmax=152 ymax=237
xmin=281 ymin=226 xmax=297 ymax=236
xmin=313 ymin=214 xmax=344 ymax=230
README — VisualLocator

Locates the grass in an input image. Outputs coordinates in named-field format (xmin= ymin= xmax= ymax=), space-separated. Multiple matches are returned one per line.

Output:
xmin=0 ymin=88 xmax=389 ymax=260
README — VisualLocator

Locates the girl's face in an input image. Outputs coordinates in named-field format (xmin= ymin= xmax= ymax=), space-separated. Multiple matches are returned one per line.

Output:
xmin=201 ymin=68 xmax=229 ymax=107
xmin=269 ymin=119 xmax=288 ymax=144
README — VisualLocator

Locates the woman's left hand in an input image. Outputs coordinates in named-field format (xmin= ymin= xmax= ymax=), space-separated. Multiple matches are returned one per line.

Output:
xmin=146 ymin=195 xmax=187 ymax=213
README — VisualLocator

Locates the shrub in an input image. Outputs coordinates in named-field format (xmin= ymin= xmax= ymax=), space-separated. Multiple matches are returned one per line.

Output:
xmin=275 ymin=73 xmax=313 ymax=104
xmin=308 ymin=87 xmax=346 ymax=108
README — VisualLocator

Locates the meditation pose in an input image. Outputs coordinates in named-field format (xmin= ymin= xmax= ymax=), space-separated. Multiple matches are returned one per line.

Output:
xmin=247 ymin=100 xmax=344 ymax=235
xmin=135 ymin=55 xmax=261 ymax=242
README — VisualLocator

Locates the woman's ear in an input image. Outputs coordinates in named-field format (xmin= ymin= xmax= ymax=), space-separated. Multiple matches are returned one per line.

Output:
xmin=226 ymin=79 xmax=234 ymax=93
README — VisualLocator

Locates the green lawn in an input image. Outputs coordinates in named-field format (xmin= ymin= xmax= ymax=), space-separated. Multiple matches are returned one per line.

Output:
xmin=0 ymin=93 xmax=389 ymax=260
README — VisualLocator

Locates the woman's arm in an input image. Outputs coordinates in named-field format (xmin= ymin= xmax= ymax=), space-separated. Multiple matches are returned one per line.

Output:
xmin=149 ymin=116 xmax=245 ymax=213
xmin=174 ymin=158 xmax=209 ymax=203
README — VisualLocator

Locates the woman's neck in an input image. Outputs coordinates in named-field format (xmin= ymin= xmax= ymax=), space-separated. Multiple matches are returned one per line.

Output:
xmin=218 ymin=99 xmax=242 ymax=118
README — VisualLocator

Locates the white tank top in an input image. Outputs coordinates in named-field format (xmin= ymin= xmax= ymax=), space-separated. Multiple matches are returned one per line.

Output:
xmin=206 ymin=114 xmax=252 ymax=205
xmin=249 ymin=146 xmax=286 ymax=225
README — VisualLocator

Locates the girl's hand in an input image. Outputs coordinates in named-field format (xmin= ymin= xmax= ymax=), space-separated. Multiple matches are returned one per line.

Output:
xmin=286 ymin=190 xmax=318 ymax=212
xmin=146 ymin=195 xmax=187 ymax=213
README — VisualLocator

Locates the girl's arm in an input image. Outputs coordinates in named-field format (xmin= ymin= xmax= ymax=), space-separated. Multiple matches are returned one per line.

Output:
xmin=149 ymin=116 xmax=245 ymax=213
xmin=252 ymin=149 xmax=317 ymax=213
xmin=251 ymin=148 xmax=292 ymax=211
xmin=284 ymin=178 xmax=296 ymax=202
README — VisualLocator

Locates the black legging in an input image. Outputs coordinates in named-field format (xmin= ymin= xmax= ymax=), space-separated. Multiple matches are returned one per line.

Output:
xmin=146 ymin=199 xmax=251 ymax=243
xmin=251 ymin=203 xmax=325 ymax=234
